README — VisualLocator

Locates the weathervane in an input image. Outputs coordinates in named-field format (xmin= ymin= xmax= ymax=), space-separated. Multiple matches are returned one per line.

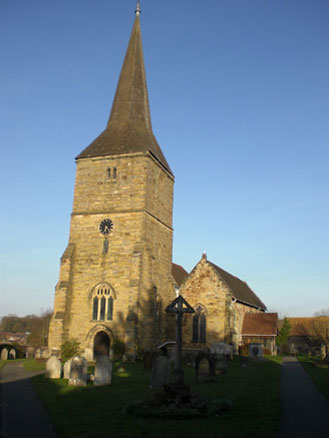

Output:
xmin=135 ymin=1 xmax=141 ymax=16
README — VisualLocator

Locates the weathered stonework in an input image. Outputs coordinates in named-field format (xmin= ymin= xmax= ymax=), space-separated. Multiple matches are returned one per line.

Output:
xmin=48 ymin=153 xmax=174 ymax=358
xmin=48 ymin=14 xmax=175 ymax=359
xmin=180 ymin=255 xmax=263 ymax=353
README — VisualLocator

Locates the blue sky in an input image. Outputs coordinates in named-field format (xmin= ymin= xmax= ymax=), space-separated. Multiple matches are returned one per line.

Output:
xmin=1 ymin=0 xmax=328 ymax=318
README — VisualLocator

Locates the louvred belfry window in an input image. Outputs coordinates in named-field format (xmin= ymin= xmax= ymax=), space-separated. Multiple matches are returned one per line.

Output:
xmin=91 ymin=286 xmax=114 ymax=321
xmin=192 ymin=305 xmax=206 ymax=343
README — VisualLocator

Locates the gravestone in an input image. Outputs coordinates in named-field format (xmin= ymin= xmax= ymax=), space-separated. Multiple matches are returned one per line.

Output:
xmin=210 ymin=342 xmax=233 ymax=360
xmin=214 ymin=354 xmax=228 ymax=373
xmin=41 ymin=349 xmax=50 ymax=359
xmin=1 ymin=348 xmax=8 ymax=360
xmin=150 ymin=355 xmax=171 ymax=389
xmin=94 ymin=355 xmax=112 ymax=386
xmin=195 ymin=353 xmax=216 ymax=382
xmin=248 ymin=343 xmax=264 ymax=358
xmin=68 ymin=356 xmax=88 ymax=386
xmin=45 ymin=356 xmax=61 ymax=379
xmin=9 ymin=348 xmax=16 ymax=360
xmin=143 ymin=351 xmax=157 ymax=371
xmin=64 ymin=358 xmax=73 ymax=379
xmin=35 ymin=348 xmax=41 ymax=359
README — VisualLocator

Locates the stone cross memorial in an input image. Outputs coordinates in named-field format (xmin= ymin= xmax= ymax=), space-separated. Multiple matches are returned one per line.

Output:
xmin=165 ymin=295 xmax=195 ymax=384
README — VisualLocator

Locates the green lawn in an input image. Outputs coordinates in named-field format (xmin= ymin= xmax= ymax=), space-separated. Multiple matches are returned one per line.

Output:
xmin=31 ymin=356 xmax=281 ymax=438
xmin=22 ymin=359 xmax=46 ymax=371
xmin=298 ymin=356 xmax=329 ymax=402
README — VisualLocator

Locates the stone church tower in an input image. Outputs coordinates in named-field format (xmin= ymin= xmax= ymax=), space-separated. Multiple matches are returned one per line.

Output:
xmin=48 ymin=7 xmax=174 ymax=360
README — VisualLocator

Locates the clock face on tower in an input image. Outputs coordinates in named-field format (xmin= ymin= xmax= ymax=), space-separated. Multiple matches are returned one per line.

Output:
xmin=99 ymin=219 xmax=114 ymax=235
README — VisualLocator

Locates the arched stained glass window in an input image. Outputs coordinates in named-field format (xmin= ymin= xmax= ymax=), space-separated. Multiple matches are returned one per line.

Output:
xmin=91 ymin=285 xmax=114 ymax=322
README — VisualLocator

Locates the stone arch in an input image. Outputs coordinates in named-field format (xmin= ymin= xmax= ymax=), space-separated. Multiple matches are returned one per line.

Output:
xmin=85 ymin=325 xmax=114 ymax=361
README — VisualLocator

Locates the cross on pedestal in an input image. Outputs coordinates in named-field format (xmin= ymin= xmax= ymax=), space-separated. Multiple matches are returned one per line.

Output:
xmin=165 ymin=296 xmax=195 ymax=384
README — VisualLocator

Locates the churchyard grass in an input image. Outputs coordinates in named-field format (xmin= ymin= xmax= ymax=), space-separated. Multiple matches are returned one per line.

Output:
xmin=23 ymin=358 xmax=46 ymax=371
xmin=0 ymin=360 xmax=8 ymax=370
xmin=31 ymin=356 xmax=281 ymax=438
xmin=298 ymin=356 xmax=329 ymax=402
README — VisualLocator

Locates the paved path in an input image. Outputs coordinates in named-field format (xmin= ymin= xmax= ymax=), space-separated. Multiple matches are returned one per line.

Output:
xmin=280 ymin=356 xmax=329 ymax=437
xmin=0 ymin=361 xmax=56 ymax=438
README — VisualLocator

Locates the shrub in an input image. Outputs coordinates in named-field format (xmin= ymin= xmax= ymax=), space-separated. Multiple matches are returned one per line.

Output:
xmin=60 ymin=338 xmax=80 ymax=362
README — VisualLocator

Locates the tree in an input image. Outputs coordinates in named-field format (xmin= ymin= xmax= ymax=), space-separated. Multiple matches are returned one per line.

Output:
xmin=61 ymin=338 xmax=80 ymax=362
xmin=312 ymin=309 xmax=329 ymax=345
xmin=276 ymin=317 xmax=291 ymax=348
xmin=0 ymin=310 xmax=52 ymax=346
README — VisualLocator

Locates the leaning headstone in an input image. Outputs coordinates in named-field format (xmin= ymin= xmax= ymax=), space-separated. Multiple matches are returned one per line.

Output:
xmin=1 ymin=348 xmax=8 ymax=360
xmin=68 ymin=356 xmax=87 ymax=387
xmin=150 ymin=355 xmax=171 ymax=389
xmin=94 ymin=355 xmax=112 ymax=386
xmin=63 ymin=358 xmax=73 ymax=379
xmin=195 ymin=353 xmax=216 ymax=382
xmin=9 ymin=349 xmax=16 ymax=360
xmin=45 ymin=356 xmax=61 ymax=379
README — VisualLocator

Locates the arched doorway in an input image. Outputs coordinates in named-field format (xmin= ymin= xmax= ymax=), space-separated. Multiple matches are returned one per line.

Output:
xmin=93 ymin=331 xmax=110 ymax=360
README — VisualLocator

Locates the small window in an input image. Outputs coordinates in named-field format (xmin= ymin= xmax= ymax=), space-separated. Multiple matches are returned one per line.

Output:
xmin=107 ymin=168 xmax=111 ymax=178
xmin=192 ymin=305 xmax=206 ymax=343
xmin=113 ymin=167 xmax=117 ymax=179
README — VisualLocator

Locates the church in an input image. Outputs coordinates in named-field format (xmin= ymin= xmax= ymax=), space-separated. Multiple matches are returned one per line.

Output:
xmin=48 ymin=5 xmax=276 ymax=360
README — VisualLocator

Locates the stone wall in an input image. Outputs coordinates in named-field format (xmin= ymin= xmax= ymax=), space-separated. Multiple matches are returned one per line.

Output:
xmin=48 ymin=152 xmax=174 ymax=358
xmin=179 ymin=256 xmax=263 ymax=353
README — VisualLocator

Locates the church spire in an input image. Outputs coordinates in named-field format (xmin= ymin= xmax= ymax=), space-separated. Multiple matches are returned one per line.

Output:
xmin=77 ymin=5 xmax=172 ymax=174
xmin=135 ymin=1 xmax=141 ymax=16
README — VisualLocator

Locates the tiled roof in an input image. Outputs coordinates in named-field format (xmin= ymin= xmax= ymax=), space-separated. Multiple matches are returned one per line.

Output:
xmin=76 ymin=15 xmax=172 ymax=175
xmin=209 ymin=262 xmax=267 ymax=311
xmin=172 ymin=263 xmax=188 ymax=287
xmin=242 ymin=313 xmax=278 ymax=336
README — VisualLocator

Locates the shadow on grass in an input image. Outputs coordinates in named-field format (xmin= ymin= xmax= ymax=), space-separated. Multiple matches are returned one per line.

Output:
xmin=30 ymin=356 xmax=281 ymax=438
xmin=298 ymin=356 xmax=329 ymax=402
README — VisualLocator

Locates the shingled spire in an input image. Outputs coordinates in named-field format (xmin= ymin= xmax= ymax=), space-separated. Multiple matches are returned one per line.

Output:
xmin=77 ymin=9 xmax=172 ymax=174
